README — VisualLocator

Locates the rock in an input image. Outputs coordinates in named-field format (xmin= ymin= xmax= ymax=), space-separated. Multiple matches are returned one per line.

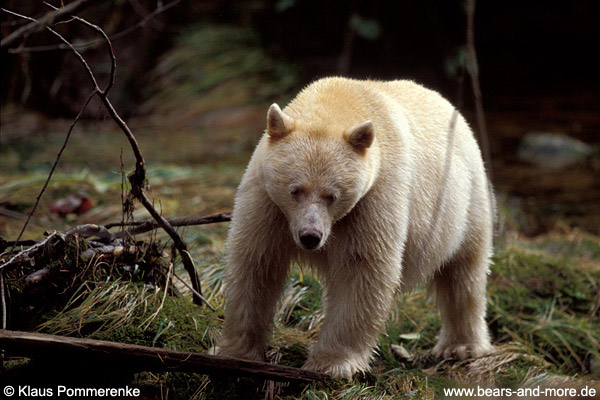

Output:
xmin=517 ymin=132 xmax=594 ymax=170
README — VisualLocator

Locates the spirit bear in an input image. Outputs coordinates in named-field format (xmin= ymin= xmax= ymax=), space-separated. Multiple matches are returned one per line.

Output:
xmin=213 ymin=77 xmax=494 ymax=379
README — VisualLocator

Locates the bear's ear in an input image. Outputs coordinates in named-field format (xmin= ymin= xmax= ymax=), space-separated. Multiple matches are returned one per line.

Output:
xmin=267 ymin=103 xmax=294 ymax=139
xmin=345 ymin=120 xmax=375 ymax=153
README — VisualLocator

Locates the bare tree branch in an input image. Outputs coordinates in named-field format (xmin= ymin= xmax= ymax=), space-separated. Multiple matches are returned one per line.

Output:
xmin=0 ymin=0 xmax=91 ymax=48
xmin=1 ymin=3 xmax=206 ymax=305
xmin=109 ymin=212 xmax=232 ymax=238
xmin=6 ymin=1 xmax=180 ymax=54
xmin=0 ymin=212 xmax=232 ymax=270
xmin=466 ymin=0 xmax=493 ymax=180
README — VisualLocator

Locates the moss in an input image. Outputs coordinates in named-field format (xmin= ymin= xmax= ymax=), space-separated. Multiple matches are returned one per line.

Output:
xmin=163 ymin=373 xmax=210 ymax=400
xmin=278 ymin=342 xmax=310 ymax=369
xmin=527 ymin=235 xmax=600 ymax=260
xmin=92 ymin=295 xmax=220 ymax=352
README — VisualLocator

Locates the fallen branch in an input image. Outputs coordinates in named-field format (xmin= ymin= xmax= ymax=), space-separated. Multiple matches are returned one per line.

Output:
xmin=65 ymin=223 xmax=116 ymax=243
xmin=109 ymin=212 xmax=232 ymax=238
xmin=80 ymin=244 xmax=140 ymax=261
xmin=0 ymin=231 xmax=61 ymax=271
xmin=0 ymin=214 xmax=224 ymax=310
xmin=0 ymin=212 xmax=232 ymax=273
xmin=23 ymin=267 xmax=53 ymax=287
xmin=0 ymin=330 xmax=328 ymax=383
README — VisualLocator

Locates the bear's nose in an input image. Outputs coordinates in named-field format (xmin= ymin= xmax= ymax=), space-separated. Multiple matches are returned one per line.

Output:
xmin=299 ymin=229 xmax=322 ymax=250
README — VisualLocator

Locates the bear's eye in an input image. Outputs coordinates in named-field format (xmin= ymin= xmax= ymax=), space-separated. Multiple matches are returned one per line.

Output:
xmin=291 ymin=188 xmax=302 ymax=197
xmin=324 ymin=194 xmax=337 ymax=204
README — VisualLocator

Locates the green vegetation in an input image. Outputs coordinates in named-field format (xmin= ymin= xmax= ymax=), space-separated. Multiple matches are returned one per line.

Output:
xmin=489 ymin=247 xmax=599 ymax=374
xmin=144 ymin=24 xmax=298 ymax=115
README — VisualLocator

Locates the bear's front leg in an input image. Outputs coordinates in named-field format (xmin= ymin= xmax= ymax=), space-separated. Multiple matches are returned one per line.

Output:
xmin=303 ymin=256 xmax=400 ymax=379
xmin=214 ymin=251 xmax=290 ymax=361
xmin=213 ymin=186 xmax=292 ymax=361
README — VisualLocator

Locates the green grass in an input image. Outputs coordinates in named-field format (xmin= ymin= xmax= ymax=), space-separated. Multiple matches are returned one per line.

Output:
xmin=489 ymin=247 xmax=599 ymax=374
xmin=37 ymin=280 xmax=220 ymax=352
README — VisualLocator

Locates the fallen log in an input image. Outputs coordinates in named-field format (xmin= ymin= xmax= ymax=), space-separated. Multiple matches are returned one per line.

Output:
xmin=0 ymin=330 xmax=327 ymax=383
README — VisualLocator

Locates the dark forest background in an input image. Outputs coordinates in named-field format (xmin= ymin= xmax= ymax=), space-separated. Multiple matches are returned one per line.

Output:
xmin=3 ymin=1 xmax=599 ymax=115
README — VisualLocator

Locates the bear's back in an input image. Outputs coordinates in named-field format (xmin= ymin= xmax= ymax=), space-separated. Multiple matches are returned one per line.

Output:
xmin=284 ymin=77 xmax=474 ymax=146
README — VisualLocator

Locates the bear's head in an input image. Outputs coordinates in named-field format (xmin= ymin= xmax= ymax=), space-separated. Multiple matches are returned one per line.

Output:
xmin=261 ymin=103 xmax=380 ymax=251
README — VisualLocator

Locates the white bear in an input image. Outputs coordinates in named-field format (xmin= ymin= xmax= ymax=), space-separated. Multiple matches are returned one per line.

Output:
xmin=213 ymin=77 xmax=494 ymax=379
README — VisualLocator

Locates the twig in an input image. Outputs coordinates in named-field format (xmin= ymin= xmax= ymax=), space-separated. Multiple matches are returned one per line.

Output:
xmin=73 ymin=7 xmax=200 ymax=302
xmin=0 ymin=232 xmax=61 ymax=271
xmin=0 ymin=269 xmax=5 ymax=365
xmin=42 ymin=3 xmax=114 ymax=93
xmin=6 ymin=0 xmax=180 ymax=54
xmin=81 ymin=245 xmax=140 ymax=261
xmin=65 ymin=224 xmax=116 ymax=243
xmin=2 ymin=240 xmax=37 ymax=248
xmin=136 ymin=193 xmax=203 ymax=304
xmin=109 ymin=212 xmax=232 ymax=238
xmin=169 ymin=271 xmax=215 ymax=312
xmin=0 ymin=0 xmax=91 ymax=48
xmin=465 ymin=0 xmax=493 ymax=180
xmin=23 ymin=268 xmax=53 ymax=287
xmin=1 ymin=272 xmax=6 ymax=329
xmin=140 ymin=262 xmax=173 ymax=329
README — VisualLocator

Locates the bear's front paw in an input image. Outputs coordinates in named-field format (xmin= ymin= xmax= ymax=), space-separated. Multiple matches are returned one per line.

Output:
xmin=431 ymin=341 xmax=493 ymax=360
xmin=207 ymin=345 xmax=221 ymax=356
xmin=303 ymin=352 xmax=368 ymax=380
xmin=207 ymin=343 xmax=263 ymax=361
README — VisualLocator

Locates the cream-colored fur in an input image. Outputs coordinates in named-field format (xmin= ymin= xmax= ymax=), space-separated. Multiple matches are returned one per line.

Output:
xmin=213 ymin=77 xmax=494 ymax=379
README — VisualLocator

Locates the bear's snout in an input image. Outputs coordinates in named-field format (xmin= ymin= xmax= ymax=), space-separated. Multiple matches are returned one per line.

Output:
xmin=299 ymin=228 xmax=323 ymax=250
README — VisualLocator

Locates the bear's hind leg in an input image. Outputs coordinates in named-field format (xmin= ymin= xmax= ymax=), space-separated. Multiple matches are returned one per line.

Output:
xmin=431 ymin=242 xmax=492 ymax=360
